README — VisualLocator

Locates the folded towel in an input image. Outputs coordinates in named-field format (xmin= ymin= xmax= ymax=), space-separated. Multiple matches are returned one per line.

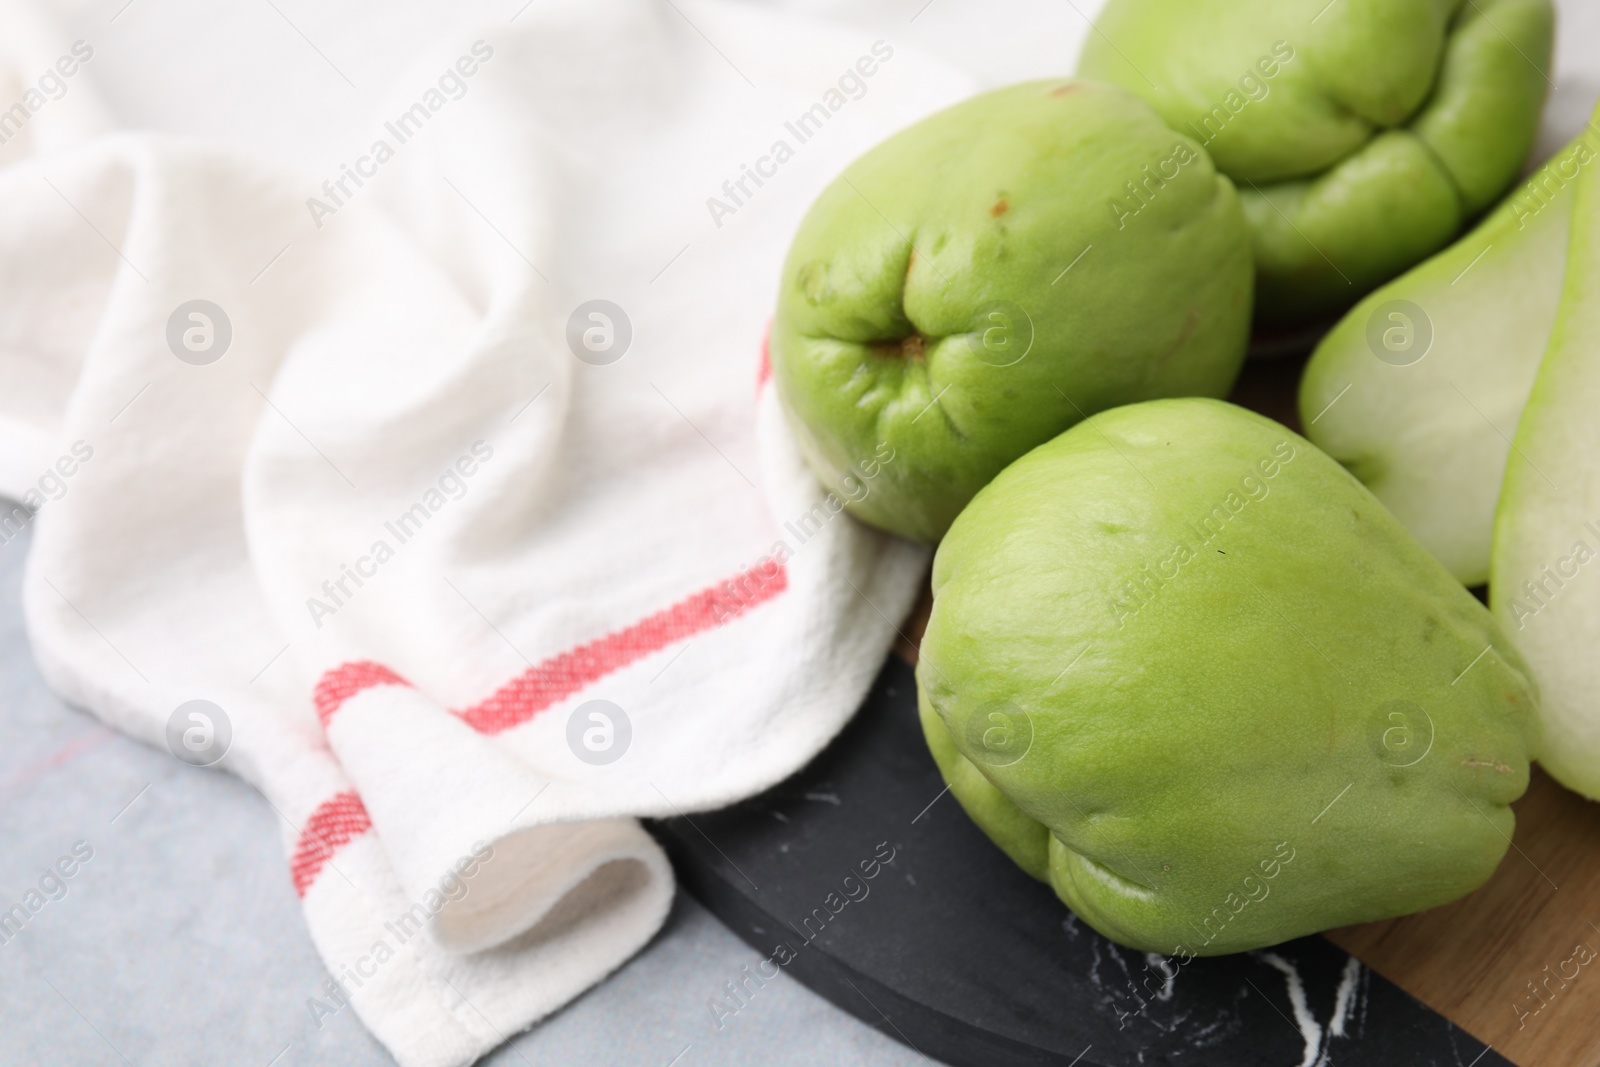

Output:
xmin=0 ymin=0 xmax=978 ymax=1061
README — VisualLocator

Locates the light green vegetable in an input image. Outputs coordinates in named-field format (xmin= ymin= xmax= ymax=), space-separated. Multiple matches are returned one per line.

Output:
xmin=1079 ymin=0 xmax=1553 ymax=324
xmin=919 ymin=398 xmax=1538 ymax=954
xmin=1300 ymin=129 xmax=1595 ymax=586
xmin=1492 ymin=119 xmax=1600 ymax=802
xmin=771 ymin=80 xmax=1252 ymax=544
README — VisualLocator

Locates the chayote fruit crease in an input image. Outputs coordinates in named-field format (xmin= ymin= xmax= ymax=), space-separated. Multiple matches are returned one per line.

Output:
xmin=1079 ymin=0 xmax=1553 ymax=325
xmin=917 ymin=398 xmax=1539 ymax=955
xmin=771 ymin=80 xmax=1253 ymax=545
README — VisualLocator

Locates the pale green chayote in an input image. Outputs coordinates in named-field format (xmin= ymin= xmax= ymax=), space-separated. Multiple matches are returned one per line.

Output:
xmin=771 ymin=80 xmax=1253 ymax=544
xmin=1080 ymin=0 xmax=1554 ymax=324
xmin=919 ymin=398 xmax=1538 ymax=954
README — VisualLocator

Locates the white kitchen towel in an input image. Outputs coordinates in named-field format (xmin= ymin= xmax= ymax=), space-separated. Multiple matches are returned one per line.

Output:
xmin=0 ymin=1 xmax=983 ymax=1063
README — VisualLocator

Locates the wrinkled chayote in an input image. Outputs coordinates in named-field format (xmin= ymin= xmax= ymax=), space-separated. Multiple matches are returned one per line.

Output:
xmin=771 ymin=80 xmax=1252 ymax=544
xmin=1079 ymin=0 xmax=1553 ymax=324
xmin=918 ymin=398 xmax=1538 ymax=954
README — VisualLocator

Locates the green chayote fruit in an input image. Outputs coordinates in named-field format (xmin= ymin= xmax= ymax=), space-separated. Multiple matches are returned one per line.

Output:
xmin=1493 ymin=109 xmax=1600 ymax=802
xmin=1299 ymin=127 xmax=1593 ymax=587
xmin=917 ymin=398 xmax=1538 ymax=955
xmin=1079 ymin=0 xmax=1553 ymax=325
xmin=771 ymin=80 xmax=1253 ymax=544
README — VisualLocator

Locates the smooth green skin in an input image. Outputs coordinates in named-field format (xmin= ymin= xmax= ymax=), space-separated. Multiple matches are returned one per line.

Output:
xmin=1079 ymin=0 xmax=1553 ymax=325
xmin=1493 ymin=116 xmax=1600 ymax=801
xmin=918 ymin=398 xmax=1538 ymax=955
xmin=1300 ymin=132 xmax=1593 ymax=587
xmin=771 ymin=80 xmax=1253 ymax=545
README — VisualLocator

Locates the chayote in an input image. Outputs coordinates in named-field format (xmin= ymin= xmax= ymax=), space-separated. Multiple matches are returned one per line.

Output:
xmin=917 ymin=398 xmax=1538 ymax=954
xmin=1299 ymin=127 xmax=1594 ymax=587
xmin=771 ymin=80 xmax=1252 ymax=544
xmin=1493 ymin=112 xmax=1600 ymax=802
xmin=1079 ymin=0 xmax=1553 ymax=325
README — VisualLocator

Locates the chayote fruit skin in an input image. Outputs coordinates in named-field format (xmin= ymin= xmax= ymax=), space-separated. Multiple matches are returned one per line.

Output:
xmin=1079 ymin=0 xmax=1553 ymax=325
xmin=917 ymin=398 xmax=1539 ymax=955
xmin=771 ymin=80 xmax=1253 ymax=545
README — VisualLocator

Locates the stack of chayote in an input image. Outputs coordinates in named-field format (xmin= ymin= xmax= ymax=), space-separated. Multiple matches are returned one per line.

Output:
xmin=769 ymin=0 xmax=1574 ymax=957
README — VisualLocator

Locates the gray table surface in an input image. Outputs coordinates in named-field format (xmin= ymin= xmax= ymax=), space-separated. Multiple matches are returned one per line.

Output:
xmin=0 ymin=526 xmax=932 ymax=1067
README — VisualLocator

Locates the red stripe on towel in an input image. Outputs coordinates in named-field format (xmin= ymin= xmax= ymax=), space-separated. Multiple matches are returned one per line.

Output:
xmin=458 ymin=559 xmax=787 ymax=734
xmin=294 ymin=560 xmax=786 ymax=894
xmin=290 ymin=790 xmax=372 ymax=897
xmin=311 ymin=560 xmax=788 ymax=734
xmin=313 ymin=661 xmax=412 ymax=726
xmin=757 ymin=320 xmax=773 ymax=392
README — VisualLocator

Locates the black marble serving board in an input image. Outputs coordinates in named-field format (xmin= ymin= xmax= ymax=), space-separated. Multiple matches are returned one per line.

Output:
xmin=648 ymin=654 xmax=1509 ymax=1067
